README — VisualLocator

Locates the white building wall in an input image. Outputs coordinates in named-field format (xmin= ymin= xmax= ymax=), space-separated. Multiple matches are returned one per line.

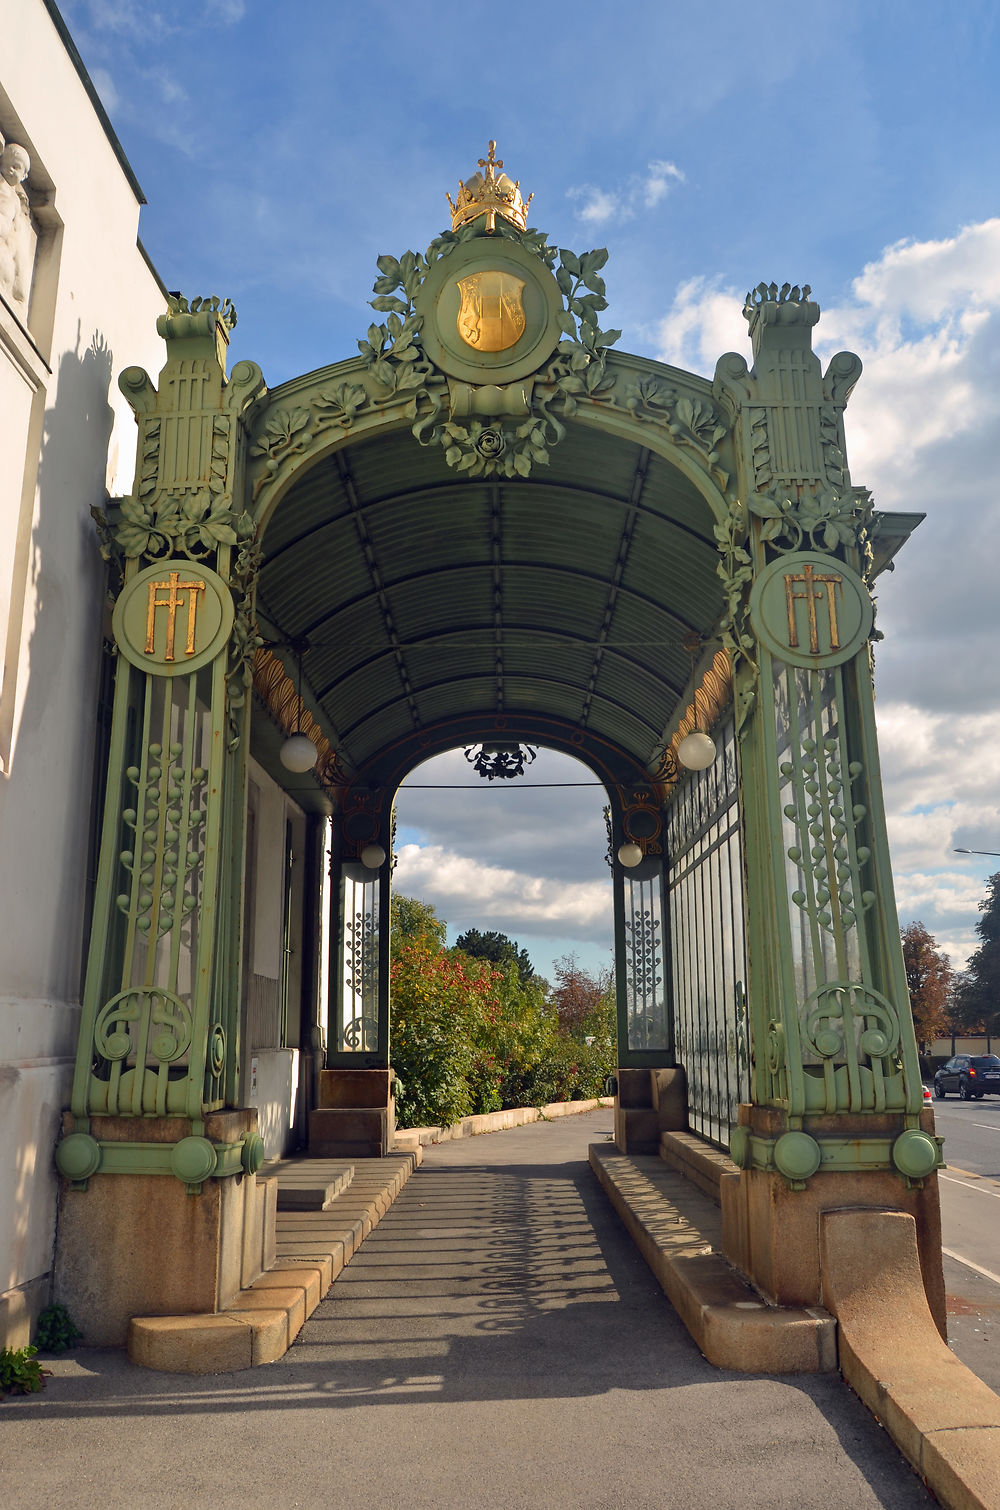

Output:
xmin=0 ymin=0 xmax=166 ymax=1344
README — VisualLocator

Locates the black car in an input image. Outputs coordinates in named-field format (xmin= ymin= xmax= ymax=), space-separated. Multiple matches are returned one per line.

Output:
xmin=934 ymin=1054 xmax=1000 ymax=1100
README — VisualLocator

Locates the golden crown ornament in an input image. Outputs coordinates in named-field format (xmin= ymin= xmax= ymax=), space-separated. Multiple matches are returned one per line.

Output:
xmin=446 ymin=141 xmax=533 ymax=234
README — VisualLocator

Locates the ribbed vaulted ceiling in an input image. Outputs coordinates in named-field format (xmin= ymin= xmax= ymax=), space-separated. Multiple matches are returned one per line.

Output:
xmin=255 ymin=417 xmax=723 ymax=785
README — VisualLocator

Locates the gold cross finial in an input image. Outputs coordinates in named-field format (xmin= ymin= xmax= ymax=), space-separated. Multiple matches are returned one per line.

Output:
xmin=478 ymin=141 xmax=502 ymax=185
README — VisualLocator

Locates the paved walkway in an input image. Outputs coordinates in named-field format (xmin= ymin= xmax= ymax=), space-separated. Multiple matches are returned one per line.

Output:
xmin=2 ymin=1111 xmax=933 ymax=1509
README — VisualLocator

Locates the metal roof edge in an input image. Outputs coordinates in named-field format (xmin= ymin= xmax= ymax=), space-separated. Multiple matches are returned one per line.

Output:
xmin=42 ymin=0 xmax=146 ymax=205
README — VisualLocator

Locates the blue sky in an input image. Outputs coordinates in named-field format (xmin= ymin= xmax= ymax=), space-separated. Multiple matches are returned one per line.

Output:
xmin=62 ymin=0 xmax=1000 ymax=979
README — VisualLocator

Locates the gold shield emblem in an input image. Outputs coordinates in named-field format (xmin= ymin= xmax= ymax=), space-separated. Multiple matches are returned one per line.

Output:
xmin=456 ymin=271 xmax=526 ymax=352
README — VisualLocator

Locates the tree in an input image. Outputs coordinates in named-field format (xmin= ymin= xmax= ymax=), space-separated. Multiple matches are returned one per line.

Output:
xmin=900 ymin=921 xmax=954 ymax=1051
xmin=454 ymin=928 xmax=535 ymax=984
xmin=388 ymin=897 xmax=616 ymax=1125
xmin=550 ymin=954 xmax=614 ymax=1042
xmin=390 ymin=893 xmax=447 ymax=948
xmin=954 ymin=873 xmax=1000 ymax=1039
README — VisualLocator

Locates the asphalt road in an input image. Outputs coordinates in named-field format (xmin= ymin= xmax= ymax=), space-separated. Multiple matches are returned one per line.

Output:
xmin=931 ymin=1088 xmax=1000 ymax=1393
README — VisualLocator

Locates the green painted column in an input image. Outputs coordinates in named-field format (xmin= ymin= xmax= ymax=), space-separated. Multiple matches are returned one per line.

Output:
xmin=57 ymin=297 xmax=267 ymax=1190
xmin=710 ymin=283 xmax=944 ymax=1316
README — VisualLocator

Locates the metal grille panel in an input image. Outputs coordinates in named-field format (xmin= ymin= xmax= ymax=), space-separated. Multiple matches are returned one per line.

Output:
xmin=666 ymin=715 xmax=750 ymax=1146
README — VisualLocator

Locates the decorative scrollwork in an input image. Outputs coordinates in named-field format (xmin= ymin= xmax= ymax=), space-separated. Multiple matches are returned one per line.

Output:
xmin=623 ymin=379 xmax=729 ymax=491
xmin=802 ymin=983 xmax=900 ymax=1063
xmin=95 ymin=987 xmax=193 ymax=1065
xmin=112 ymin=487 xmax=244 ymax=562
xmin=225 ymin=516 xmax=264 ymax=751
xmin=798 ymin=980 xmax=907 ymax=1114
xmin=208 ymin=1023 xmax=226 ymax=1077
xmin=341 ymin=1016 xmax=379 ymax=1051
xmin=356 ymin=226 xmax=620 ymax=480
xmin=749 ymin=484 xmax=877 ymax=565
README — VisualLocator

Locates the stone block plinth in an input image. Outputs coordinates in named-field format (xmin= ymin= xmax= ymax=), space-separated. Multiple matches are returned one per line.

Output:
xmin=309 ymin=1069 xmax=396 ymax=1156
xmin=53 ymin=1108 xmax=274 ymax=1345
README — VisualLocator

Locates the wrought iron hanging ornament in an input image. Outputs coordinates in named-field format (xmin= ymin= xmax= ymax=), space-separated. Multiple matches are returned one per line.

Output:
xmin=464 ymin=741 xmax=538 ymax=781
xmin=279 ymin=636 xmax=318 ymax=773
xmin=677 ymin=633 xmax=717 ymax=772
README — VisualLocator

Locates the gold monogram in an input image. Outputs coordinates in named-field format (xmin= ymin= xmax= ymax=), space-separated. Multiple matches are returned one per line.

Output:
xmin=783 ymin=563 xmax=843 ymax=654
xmin=145 ymin=572 xmax=206 ymax=661
xmin=456 ymin=271 xmax=526 ymax=352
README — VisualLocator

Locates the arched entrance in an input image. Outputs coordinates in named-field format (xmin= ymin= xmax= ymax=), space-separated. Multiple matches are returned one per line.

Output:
xmin=55 ymin=147 xmax=945 ymax=1351
xmin=249 ymin=404 xmax=739 ymax=1151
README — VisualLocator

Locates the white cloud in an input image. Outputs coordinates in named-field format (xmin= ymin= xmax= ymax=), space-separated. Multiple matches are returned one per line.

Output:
xmin=567 ymin=160 xmax=685 ymax=227
xmin=644 ymin=160 xmax=685 ymax=208
xmin=643 ymin=219 xmax=1000 ymax=969
xmin=652 ymin=274 xmax=749 ymax=372
xmin=85 ymin=0 xmax=168 ymax=39
xmin=393 ymin=844 xmax=613 ymax=942
xmin=205 ymin=0 xmax=246 ymax=20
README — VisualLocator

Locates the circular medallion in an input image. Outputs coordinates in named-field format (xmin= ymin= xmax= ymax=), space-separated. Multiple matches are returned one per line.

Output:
xmin=414 ymin=238 xmax=563 ymax=386
xmin=112 ymin=561 xmax=235 ymax=677
xmin=748 ymin=551 xmax=874 ymax=669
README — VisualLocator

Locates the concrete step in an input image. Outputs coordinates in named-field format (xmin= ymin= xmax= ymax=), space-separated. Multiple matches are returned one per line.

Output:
xmin=264 ymin=1157 xmax=356 ymax=1210
xmin=128 ymin=1147 xmax=422 ymax=1374
xmin=658 ymin=1128 xmax=739 ymax=1204
xmin=589 ymin=1143 xmax=836 ymax=1374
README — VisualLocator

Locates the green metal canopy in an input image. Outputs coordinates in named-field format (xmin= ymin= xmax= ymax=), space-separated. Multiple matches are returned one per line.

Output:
xmin=255 ymin=377 xmax=725 ymax=796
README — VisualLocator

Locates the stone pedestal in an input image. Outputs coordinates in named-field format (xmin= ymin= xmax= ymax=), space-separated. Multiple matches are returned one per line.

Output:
xmin=613 ymin=1066 xmax=686 ymax=1153
xmin=53 ymin=1110 xmax=276 ymax=1346
xmin=721 ymin=1104 xmax=946 ymax=1337
xmin=309 ymin=1068 xmax=396 ymax=1157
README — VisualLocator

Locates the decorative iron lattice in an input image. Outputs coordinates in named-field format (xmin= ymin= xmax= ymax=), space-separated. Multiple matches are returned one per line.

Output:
xmin=341 ymin=879 xmax=380 ymax=1052
xmin=622 ymin=872 xmax=668 ymax=1052
xmin=666 ymin=712 xmax=750 ymax=1146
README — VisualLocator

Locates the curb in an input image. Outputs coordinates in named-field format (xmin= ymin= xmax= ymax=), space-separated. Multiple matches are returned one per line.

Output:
xmin=395 ymin=1095 xmax=613 ymax=1147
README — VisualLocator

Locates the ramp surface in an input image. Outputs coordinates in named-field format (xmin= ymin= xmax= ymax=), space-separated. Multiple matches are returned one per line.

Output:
xmin=4 ymin=1112 xmax=933 ymax=1509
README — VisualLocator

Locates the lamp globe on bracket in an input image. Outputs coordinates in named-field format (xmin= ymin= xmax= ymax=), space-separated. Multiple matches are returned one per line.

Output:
xmin=677 ymin=633 xmax=717 ymax=772
xmin=280 ymin=732 xmax=318 ymax=773
xmin=279 ymin=636 xmax=318 ymax=774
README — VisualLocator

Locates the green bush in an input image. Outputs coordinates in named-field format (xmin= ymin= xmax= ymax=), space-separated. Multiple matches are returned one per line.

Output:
xmin=34 ymin=1304 xmax=82 ymax=1354
xmin=0 ymin=1344 xmax=49 ymax=1396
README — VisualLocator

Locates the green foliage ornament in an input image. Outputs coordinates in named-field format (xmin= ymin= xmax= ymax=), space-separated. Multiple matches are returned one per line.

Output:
xmin=359 ymin=223 xmax=620 ymax=479
xmin=749 ymin=484 xmax=878 ymax=577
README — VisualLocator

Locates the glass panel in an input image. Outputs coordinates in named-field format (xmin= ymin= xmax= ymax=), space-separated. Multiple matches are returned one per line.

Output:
xmin=666 ymin=712 xmax=749 ymax=1145
xmin=623 ymin=866 xmax=669 ymax=1051
xmin=338 ymin=865 xmax=380 ymax=1053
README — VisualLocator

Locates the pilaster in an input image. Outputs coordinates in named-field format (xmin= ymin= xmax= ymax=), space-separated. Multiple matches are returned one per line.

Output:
xmin=59 ymin=294 xmax=267 ymax=1193
xmin=711 ymin=282 xmax=942 ymax=1310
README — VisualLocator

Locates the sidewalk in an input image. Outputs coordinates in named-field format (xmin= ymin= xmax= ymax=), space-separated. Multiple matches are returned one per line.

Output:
xmin=2 ymin=1110 xmax=935 ymax=1510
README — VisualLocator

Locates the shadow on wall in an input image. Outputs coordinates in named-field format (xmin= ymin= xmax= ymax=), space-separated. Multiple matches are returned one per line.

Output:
xmin=16 ymin=326 xmax=115 ymax=992
xmin=0 ymin=328 xmax=114 ymax=1318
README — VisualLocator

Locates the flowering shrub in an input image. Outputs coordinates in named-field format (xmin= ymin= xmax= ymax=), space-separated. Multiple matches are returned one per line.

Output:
xmin=389 ymin=899 xmax=616 ymax=1127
